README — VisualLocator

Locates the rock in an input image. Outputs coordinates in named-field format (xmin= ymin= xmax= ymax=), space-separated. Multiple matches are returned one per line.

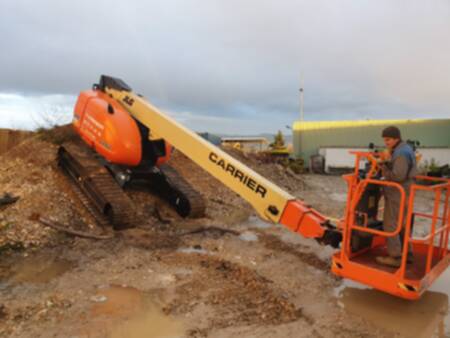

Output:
xmin=90 ymin=295 xmax=108 ymax=303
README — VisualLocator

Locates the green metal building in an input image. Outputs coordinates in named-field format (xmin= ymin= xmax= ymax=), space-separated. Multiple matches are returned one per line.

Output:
xmin=292 ymin=119 xmax=450 ymax=165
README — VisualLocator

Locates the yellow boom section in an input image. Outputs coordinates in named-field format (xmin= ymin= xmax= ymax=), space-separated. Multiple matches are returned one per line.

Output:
xmin=105 ymin=87 xmax=294 ymax=223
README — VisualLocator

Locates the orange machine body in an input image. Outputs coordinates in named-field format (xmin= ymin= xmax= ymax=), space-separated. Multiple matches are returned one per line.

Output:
xmin=72 ymin=90 xmax=171 ymax=167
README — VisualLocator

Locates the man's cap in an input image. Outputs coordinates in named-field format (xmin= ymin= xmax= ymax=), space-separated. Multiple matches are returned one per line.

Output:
xmin=382 ymin=126 xmax=401 ymax=139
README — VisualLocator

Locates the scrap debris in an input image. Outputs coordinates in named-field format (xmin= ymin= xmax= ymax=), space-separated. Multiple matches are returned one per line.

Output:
xmin=179 ymin=226 xmax=240 ymax=238
xmin=38 ymin=216 xmax=114 ymax=240
xmin=0 ymin=192 xmax=19 ymax=207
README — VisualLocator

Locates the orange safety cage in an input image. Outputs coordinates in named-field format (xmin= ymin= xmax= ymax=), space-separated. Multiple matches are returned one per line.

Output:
xmin=332 ymin=151 xmax=450 ymax=300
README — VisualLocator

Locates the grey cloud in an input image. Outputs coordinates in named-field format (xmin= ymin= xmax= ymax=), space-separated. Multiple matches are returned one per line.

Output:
xmin=0 ymin=0 xmax=449 ymax=133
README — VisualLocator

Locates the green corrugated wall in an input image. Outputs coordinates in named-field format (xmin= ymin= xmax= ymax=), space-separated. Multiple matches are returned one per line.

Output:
xmin=292 ymin=119 xmax=450 ymax=165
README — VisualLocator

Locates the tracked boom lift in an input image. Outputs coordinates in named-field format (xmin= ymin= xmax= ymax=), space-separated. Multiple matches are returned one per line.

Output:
xmin=61 ymin=75 xmax=450 ymax=300
xmin=58 ymin=77 xmax=206 ymax=229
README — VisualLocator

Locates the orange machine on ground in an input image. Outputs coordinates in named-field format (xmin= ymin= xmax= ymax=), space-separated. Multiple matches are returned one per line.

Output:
xmin=59 ymin=75 xmax=450 ymax=300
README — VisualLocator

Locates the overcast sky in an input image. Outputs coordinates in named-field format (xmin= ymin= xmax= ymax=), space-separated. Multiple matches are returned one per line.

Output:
xmin=1 ymin=0 xmax=449 ymax=133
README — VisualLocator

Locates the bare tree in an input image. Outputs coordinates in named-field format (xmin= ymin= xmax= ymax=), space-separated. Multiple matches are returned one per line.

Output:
xmin=31 ymin=104 xmax=72 ymax=130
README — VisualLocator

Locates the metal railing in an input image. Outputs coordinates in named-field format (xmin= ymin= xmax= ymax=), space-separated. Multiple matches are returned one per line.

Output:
xmin=402 ymin=176 xmax=450 ymax=277
xmin=344 ymin=172 xmax=450 ymax=279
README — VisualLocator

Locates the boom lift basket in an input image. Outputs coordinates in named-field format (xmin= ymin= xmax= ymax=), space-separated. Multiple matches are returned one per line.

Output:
xmin=332 ymin=152 xmax=450 ymax=300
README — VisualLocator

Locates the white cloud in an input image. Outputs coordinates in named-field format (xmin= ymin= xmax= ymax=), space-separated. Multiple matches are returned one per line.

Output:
xmin=0 ymin=93 xmax=271 ymax=134
xmin=0 ymin=93 xmax=75 ymax=130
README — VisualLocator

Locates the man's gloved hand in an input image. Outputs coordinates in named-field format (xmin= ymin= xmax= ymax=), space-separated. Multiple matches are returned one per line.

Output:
xmin=376 ymin=149 xmax=390 ymax=162
xmin=377 ymin=149 xmax=392 ymax=171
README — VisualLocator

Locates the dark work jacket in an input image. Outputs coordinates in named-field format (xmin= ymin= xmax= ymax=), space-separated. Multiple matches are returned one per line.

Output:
xmin=382 ymin=141 xmax=417 ymax=228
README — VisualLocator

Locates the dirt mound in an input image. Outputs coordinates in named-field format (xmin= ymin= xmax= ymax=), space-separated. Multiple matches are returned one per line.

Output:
xmin=222 ymin=148 xmax=306 ymax=194
xmin=35 ymin=124 xmax=78 ymax=145
xmin=0 ymin=125 xmax=113 ymax=250
xmin=0 ymin=126 xmax=307 ymax=251
xmin=0 ymin=134 xmax=82 ymax=249
xmin=164 ymin=255 xmax=306 ymax=331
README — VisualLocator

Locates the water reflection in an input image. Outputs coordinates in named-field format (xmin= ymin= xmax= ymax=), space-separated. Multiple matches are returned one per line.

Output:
xmin=87 ymin=285 xmax=184 ymax=338
xmin=429 ymin=268 xmax=450 ymax=338
xmin=3 ymin=254 xmax=74 ymax=284
xmin=335 ymin=267 xmax=450 ymax=338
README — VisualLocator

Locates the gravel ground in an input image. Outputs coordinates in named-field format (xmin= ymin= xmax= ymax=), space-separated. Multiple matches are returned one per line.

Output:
xmin=0 ymin=128 xmax=448 ymax=338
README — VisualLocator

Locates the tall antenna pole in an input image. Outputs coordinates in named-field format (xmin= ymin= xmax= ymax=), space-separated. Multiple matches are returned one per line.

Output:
xmin=299 ymin=75 xmax=304 ymax=121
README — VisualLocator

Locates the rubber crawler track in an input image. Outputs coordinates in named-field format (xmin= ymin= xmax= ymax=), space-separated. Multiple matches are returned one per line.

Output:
xmin=58 ymin=143 xmax=140 ymax=230
xmin=158 ymin=164 xmax=206 ymax=218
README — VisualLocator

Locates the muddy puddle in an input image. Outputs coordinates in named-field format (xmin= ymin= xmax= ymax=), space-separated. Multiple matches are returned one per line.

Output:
xmin=85 ymin=285 xmax=184 ymax=338
xmin=335 ymin=268 xmax=450 ymax=337
xmin=0 ymin=252 xmax=74 ymax=285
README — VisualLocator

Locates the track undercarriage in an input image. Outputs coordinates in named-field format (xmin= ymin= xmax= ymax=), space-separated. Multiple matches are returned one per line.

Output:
xmin=57 ymin=142 xmax=205 ymax=230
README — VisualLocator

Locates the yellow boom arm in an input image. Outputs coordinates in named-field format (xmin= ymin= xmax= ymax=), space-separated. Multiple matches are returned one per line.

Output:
xmin=106 ymin=86 xmax=289 ymax=223
xmin=102 ymin=76 xmax=338 ymax=245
